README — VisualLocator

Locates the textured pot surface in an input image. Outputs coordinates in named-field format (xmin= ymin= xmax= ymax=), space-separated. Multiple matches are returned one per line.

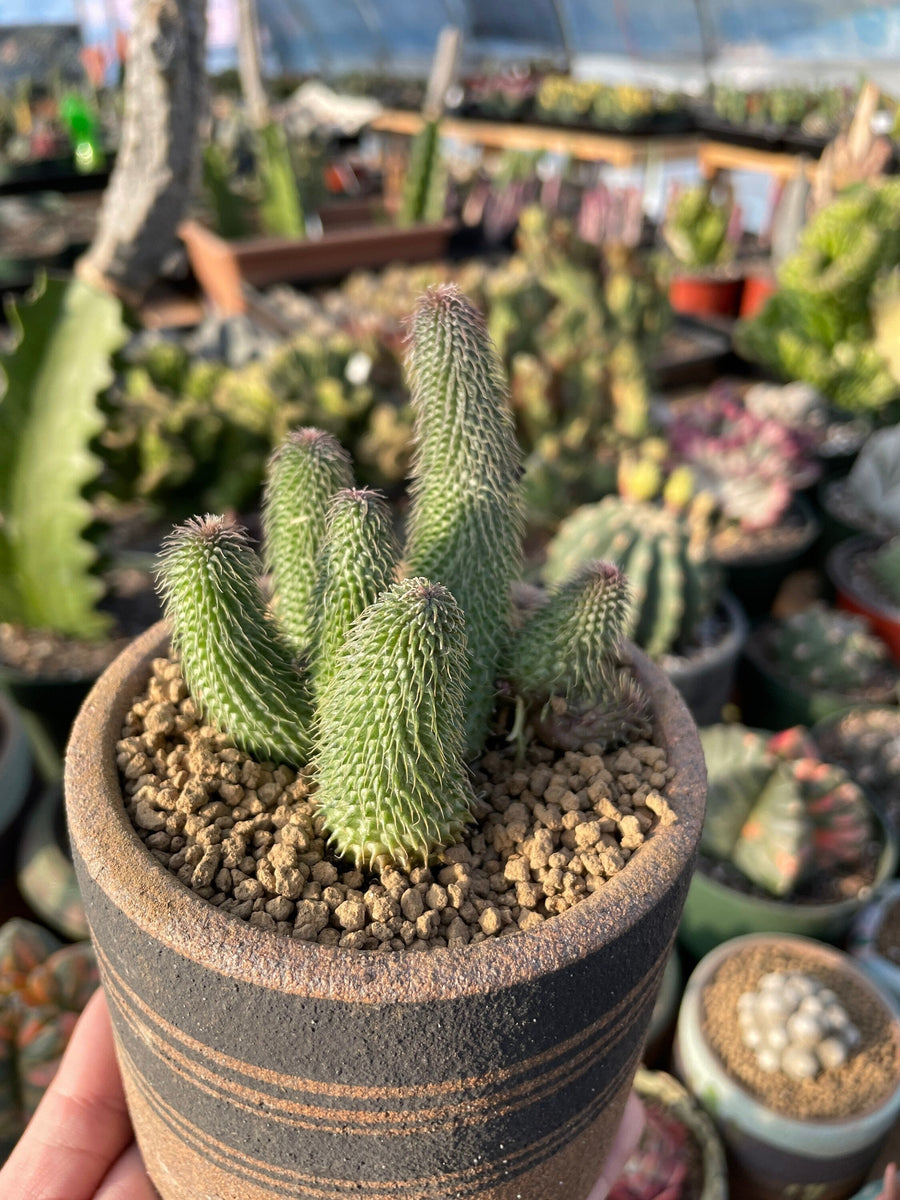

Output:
xmin=675 ymin=934 xmax=900 ymax=1200
xmin=65 ymin=622 xmax=706 ymax=1200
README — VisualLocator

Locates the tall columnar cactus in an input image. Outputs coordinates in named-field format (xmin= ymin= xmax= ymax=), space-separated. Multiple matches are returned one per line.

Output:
xmin=771 ymin=604 xmax=892 ymax=693
xmin=315 ymin=579 xmax=474 ymax=870
xmin=0 ymin=277 xmax=127 ymax=637
xmin=405 ymin=285 xmax=525 ymax=755
xmin=310 ymin=488 xmax=399 ymax=697
xmin=544 ymin=496 xmax=720 ymax=660
xmin=398 ymin=119 xmax=447 ymax=227
xmin=157 ymin=516 xmax=314 ymax=764
xmin=700 ymin=724 xmax=874 ymax=898
xmin=262 ymin=428 xmax=353 ymax=654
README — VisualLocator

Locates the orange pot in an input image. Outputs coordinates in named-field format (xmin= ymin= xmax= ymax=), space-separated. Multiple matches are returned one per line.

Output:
xmin=669 ymin=274 xmax=743 ymax=319
xmin=739 ymin=272 xmax=778 ymax=318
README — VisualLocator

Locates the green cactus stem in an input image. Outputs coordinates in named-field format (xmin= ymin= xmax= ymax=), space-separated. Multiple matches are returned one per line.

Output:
xmin=0 ymin=277 xmax=127 ymax=637
xmin=310 ymin=488 xmax=399 ymax=698
xmin=872 ymin=538 xmax=900 ymax=607
xmin=157 ymin=516 xmax=314 ymax=765
xmin=771 ymin=604 xmax=892 ymax=693
xmin=315 ymin=578 xmax=475 ymax=871
xmin=405 ymin=285 xmax=524 ymax=756
xmin=398 ymin=119 xmax=447 ymax=227
xmin=506 ymin=562 xmax=631 ymax=706
xmin=262 ymin=428 xmax=354 ymax=655
xmin=257 ymin=121 xmax=306 ymax=239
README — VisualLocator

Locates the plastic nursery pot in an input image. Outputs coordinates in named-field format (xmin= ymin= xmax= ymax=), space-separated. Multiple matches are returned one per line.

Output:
xmin=737 ymin=627 xmax=898 ymax=732
xmin=629 ymin=1067 xmax=729 ymax=1200
xmin=674 ymin=934 xmax=900 ymax=1200
xmin=828 ymin=538 xmax=900 ymax=667
xmin=738 ymin=271 xmax=777 ymax=319
xmin=714 ymin=495 xmax=821 ymax=621
xmin=0 ymin=691 xmax=32 ymax=841
xmin=65 ymin=621 xmax=707 ymax=1200
xmin=668 ymin=274 xmax=743 ymax=319
xmin=677 ymin=803 xmax=897 ymax=961
xmin=664 ymin=592 xmax=748 ymax=728
xmin=849 ymin=881 xmax=900 ymax=1009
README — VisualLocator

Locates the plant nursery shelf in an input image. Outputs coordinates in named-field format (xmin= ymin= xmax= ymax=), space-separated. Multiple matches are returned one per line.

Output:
xmin=698 ymin=139 xmax=822 ymax=181
xmin=370 ymin=109 xmax=701 ymax=167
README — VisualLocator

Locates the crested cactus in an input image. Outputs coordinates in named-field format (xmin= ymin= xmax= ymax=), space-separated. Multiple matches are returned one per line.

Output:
xmin=262 ymin=428 xmax=354 ymax=654
xmin=405 ymin=285 xmax=525 ymax=755
xmin=315 ymin=579 xmax=474 ymax=870
xmin=0 ymin=277 xmax=127 ymax=637
xmin=310 ymin=488 xmax=399 ymax=697
xmin=544 ymin=496 xmax=720 ymax=660
xmin=0 ymin=920 xmax=98 ymax=1158
xmin=700 ymin=724 xmax=874 ymax=898
xmin=771 ymin=604 xmax=892 ymax=694
xmin=156 ymin=516 xmax=315 ymax=764
xmin=158 ymin=287 xmax=646 ymax=870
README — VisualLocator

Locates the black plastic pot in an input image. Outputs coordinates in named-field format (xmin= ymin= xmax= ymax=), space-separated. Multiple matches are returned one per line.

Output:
xmin=714 ymin=496 xmax=821 ymax=621
xmin=0 ymin=664 xmax=101 ymax=781
xmin=664 ymin=591 xmax=748 ymax=727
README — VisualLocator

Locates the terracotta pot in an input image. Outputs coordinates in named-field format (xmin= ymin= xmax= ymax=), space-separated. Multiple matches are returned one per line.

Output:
xmin=65 ymin=621 xmax=706 ymax=1200
xmin=678 ymin=801 xmax=897 ymax=960
xmin=738 ymin=271 xmax=777 ymax=318
xmin=180 ymin=218 xmax=457 ymax=317
xmin=668 ymin=274 xmax=743 ymax=319
xmin=828 ymin=537 xmax=900 ymax=666
xmin=675 ymin=934 xmax=900 ymax=1200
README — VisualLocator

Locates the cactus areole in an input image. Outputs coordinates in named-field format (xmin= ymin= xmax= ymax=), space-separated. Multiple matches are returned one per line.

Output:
xmin=65 ymin=288 xmax=706 ymax=1200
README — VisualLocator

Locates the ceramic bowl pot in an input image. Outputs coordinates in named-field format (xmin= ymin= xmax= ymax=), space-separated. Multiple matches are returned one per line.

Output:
xmin=630 ymin=1067 xmax=729 ymax=1199
xmin=849 ymin=881 xmax=900 ymax=1009
xmin=65 ymin=622 xmax=707 ymax=1200
xmin=675 ymin=934 xmax=900 ymax=1200
xmin=678 ymin=804 xmax=897 ymax=960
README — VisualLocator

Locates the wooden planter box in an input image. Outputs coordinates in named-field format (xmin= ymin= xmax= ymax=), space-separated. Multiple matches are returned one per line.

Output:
xmin=180 ymin=218 xmax=456 ymax=315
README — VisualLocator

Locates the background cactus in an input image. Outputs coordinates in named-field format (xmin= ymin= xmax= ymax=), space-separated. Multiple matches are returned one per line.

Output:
xmin=846 ymin=426 xmax=900 ymax=536
xmin=872 ymin=538 xmax=900 ymax=607
xmin=398 ymin=118 xmax=447 ymax=226
xmin=544 ymin=496 xmax=720 ymax=660
xmin=0 ymin=920 xmax=98 ymax=1160
xmin=256 ymin=120 xmax=305 ymax=238
xmin=662 ymin=183 xmax=736 ymax=269
xmin=771 ymin=605 xmax=893 ymax=694
xmin=158 ymin=287 xmax=646 ymax=870
xmin=700 ymin=724 xmax=874 ymax=898
xmin=0 ymin=277 xmax=127 ymax=637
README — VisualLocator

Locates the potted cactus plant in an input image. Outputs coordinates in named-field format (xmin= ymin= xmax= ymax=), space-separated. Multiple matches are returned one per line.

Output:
xmin=65 ymin=287 xmax=706 ymax=1200
xmin=675 ymin=933 xmax=900 ymax=1200
xmin=662 ymin=182 xmax=743 ymax=318
xmin=812 ymin=706 xmax=900 ymax=831
xmin=821 ymin=425 xmax=900 ymax=552
xmin=740 ymin=604 xmax=899 ymax=730
xmin=828 ymin=537 xmax=900 ymax=665
xmin=541 ymin=492 xmax=747 ymax=727
xmin=679 ymin=725 xmax=896 ymax=959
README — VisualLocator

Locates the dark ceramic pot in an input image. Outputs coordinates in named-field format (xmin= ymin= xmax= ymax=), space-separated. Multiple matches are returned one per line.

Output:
xmin=65 ymin=621 xmax=706 ymax=1200
xmin=828 ymin=537 xmax=900 ymax=666
xmin=664 ymin=591 xmax=747 ymax=727
xmin=675 ymin=934 xmax=900 ymax=1200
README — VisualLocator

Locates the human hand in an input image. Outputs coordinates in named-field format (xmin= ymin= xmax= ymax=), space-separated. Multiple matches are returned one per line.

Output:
xmin=0 ymin=988 xmax=157 ymax=1199
xmin=0 ymin=986 xmax=643 ymax=1200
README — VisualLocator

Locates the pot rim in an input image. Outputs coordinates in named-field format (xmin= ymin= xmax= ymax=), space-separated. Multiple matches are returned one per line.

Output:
xmin=828 ymin=535 xmax=900 ymax=623
xmin=663 ymin=589 xmax=748 ymax=677
xmin=712 ymin=493 xmax=821 ymax=568
xmin=676 ymin=933 xmax=900 ymax=1152
xmin=65 ymin=620 xmax=706 ymax=1005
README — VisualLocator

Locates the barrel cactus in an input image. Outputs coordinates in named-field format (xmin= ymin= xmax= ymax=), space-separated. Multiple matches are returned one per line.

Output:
xmin=157 ymin=286 xmax=646 ymax=871
xmin=0 ymin=919 xmax=98 ymax=1159
xmin=543 ymin=495 xmax=720 ymax=659
xmin=700 ymin=724 xmax=874 ymax=898
xmin=770 ymin=604 xmax=893 ymax=693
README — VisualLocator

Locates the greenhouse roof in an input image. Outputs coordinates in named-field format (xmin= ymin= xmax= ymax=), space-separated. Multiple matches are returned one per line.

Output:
xmin=6 ymin=0 xmax=900 ymax=88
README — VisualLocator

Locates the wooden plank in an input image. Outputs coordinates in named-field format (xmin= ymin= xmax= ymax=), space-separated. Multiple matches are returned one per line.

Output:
xmin=370 ymin=109 xmax=700 ymax=167
xmin=698 ymin=140 xmax=818 ymax=182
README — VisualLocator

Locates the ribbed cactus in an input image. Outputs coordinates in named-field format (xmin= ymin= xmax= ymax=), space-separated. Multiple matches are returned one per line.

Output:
xmin=544 ymin=496 xmax=720 ymax=660
xmin=262 ymin=428 xmax=354 ymax=654
xmin=700 ymin=724 xmax=874 ymax=898
xmin=315 ymin=579 xmax=474 ymax=870
xmin=156 ymin=516 xmax=314 ymax=764
xmin=405 ymin=285 xmax=525 ymax=755
xmin=398 ymin=119 xmax=447 ymax=227
xmin=310 ymin=488 xmax=399 ymax=697
xmin=157 ymin=288 xmax=646 ymax=870
xmin=771 ymin=604 xmax=892 ymax=693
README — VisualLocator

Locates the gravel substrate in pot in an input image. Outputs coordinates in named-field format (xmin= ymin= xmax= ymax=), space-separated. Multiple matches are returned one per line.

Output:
xmin=828 ymin=537 xmax=900 ymax=666
xmin=65 ymin=621 xmax=707 ymax=1200
xmin=675 ymin=934 xmax=900 ymax=1200
xmin=662 ymin=591 xmax=747 ymax=727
